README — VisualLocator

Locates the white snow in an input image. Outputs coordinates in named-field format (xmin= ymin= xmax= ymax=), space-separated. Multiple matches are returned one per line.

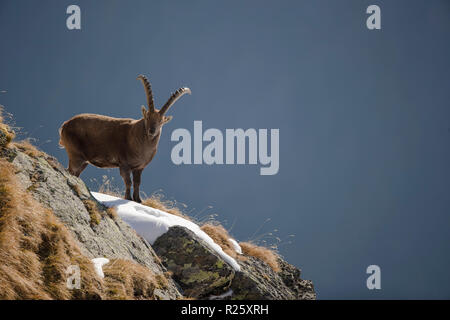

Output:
xmin=91 ymin=192 xmax=241 ymax=272
xmin=91 ymin=257 xmax=110 ymax=278
xmin=209 ymin=289 xmax=233 ymax=300
xmin=228 ymin=238 xmax=242 ymax=254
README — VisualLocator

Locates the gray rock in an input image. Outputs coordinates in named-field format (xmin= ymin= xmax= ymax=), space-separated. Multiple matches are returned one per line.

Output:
xmin=230 ymin=257 xmax=316 ymax=300
xmin=279 ymin=260 xmax=316 ymax=300
xmin=0 ymin=129 xmax=8 ymax=147
xmin=229 ymin=257 xmax=314 ymax=300
xmin=153 ymin=226 xmax=235 ymax=298
xmin=0 ymin=146 xmax=16 ymax=162
xmin=10 ymin=147 xmax=181 ymax=299
xmin=230 ymin=256 xmax=296 ymax=300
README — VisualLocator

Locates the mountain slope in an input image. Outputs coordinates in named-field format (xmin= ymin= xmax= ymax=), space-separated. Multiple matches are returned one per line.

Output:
xmin=0 ymin=109 xmax=315 ymax=300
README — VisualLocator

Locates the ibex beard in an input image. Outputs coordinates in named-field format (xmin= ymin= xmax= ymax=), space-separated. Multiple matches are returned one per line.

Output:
xmin=59 ymin=75 xmax=191 ymax=203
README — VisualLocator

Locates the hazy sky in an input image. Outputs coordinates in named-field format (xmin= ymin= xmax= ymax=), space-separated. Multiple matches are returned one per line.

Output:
xmin=1 ymin=0 xmax=449 ymax=299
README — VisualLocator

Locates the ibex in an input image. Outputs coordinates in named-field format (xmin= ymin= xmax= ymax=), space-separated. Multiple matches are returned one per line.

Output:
xmin=59 ymin=75 xmax=191 ymax=203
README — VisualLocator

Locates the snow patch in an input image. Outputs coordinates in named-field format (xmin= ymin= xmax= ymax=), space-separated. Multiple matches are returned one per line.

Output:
xmin=91 ymin=257 xmax=110 ymax=278
xmin=209 ymin=289 xmax=233 ymax=300
xmin=91 ymin=192 xmax=241 ymax=271
xmin=228 ymin=238 xmax=242 ymax=254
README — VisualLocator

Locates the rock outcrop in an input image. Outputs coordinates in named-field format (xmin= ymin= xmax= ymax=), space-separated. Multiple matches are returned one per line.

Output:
xmin=153 ymin=226 xmax=316 ymax=300
xmin=153 ymin=226 xmax=235 ymax=298
xmin=231 ymin=257 xmax=316 ymax=300
xmin=0 ymin=128 xmax=315 ymax=300
xmin=3 ymin=145 xmax=181 ymax=299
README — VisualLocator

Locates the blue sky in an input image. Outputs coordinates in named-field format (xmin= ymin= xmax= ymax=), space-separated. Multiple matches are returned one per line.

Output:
xmin=1 ymin=0 xmax=449 ymax=299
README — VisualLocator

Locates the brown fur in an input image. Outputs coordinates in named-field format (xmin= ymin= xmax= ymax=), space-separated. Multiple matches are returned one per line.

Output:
xmin=59 ymin=75 xmax=190 ymax=202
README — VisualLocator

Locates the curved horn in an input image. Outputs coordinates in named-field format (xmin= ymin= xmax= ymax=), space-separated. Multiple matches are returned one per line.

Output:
xmin=137 ymin=75 xmax=155 ymax=112
xmin=159 ymin=87 xmax=191 ymax=115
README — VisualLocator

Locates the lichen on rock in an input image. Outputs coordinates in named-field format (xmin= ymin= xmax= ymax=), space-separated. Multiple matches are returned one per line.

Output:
xmin=153 ymin=226 xmax=235 ymax=298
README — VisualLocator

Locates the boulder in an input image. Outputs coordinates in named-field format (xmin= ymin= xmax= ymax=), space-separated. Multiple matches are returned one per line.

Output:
xmin=153 ymin=226 xmax=235 ymax=298
xmin=231 ymin=257 xmax=315 ymax=300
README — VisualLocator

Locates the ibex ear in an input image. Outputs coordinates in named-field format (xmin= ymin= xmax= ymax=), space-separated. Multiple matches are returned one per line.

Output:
xmin=141 ymin=106 xmax=148 ymax=118
xmin=162 ymin=115 xmax=173 ymax=124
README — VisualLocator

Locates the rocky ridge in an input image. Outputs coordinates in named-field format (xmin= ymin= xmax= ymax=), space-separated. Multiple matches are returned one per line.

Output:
xmin=0 ymin=134 xmax=315 ymax=300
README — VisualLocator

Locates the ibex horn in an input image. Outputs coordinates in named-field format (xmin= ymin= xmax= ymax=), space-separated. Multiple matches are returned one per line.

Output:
xmin=137 ymin=75 xmax=155 ymax=112
xmin=159 ymin=87 xmax=191 ymax=115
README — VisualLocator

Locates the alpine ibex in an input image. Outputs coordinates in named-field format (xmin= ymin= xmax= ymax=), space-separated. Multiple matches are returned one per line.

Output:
xmin=59 ymin=75 xmax=191 ymax=203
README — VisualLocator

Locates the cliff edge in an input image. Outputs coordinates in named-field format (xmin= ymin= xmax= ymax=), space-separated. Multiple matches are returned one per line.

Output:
xmin=0 ymin=109 xmax=315 ymax=300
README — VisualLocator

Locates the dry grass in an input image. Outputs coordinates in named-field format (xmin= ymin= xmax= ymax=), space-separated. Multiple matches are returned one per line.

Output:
xmin=70 ymin=182 xmax=117 ymax=222
xmin=239 ymin=242 xmax=280 ymax=272
xmin=106 ymin=207 xmax=118 ymax=220
xmin=0 ymin=157 xmax=104 ymax=299
xmin=97 ymin=175 xmax=123 ymax=198
xmin=69 ymin=183 xmax=83 ymax=198
xmin=0 ymin=107 xmax=15 ymax=147
xmin=13 ymin=139 xmax=45 ymax=158
xmin=200 ymin=223 xmax=238 ymax=259
xmin=200 ymin=223 xmax=281 ymax=272
xmin=141 ymin=192 xmax=192 ymax=221
xmin=102 ymin=259 xmax=169 ymax=300
xmin=178 ymin=296 xmax=197 ymax=300
xmin=0 ymin=156 xmax=166 ymax=300
xmin=83 ymin=200 xmax=117 ymax=223
xmin=82 ymin=200 xmax=102 ymax=226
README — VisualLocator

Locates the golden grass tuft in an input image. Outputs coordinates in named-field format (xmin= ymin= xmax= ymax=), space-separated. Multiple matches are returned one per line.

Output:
xmin=106 ymin=207 xmax=118 ymax=220
xmin=70 ymin=183 xmax=83 ymax=198
xmin=102 ymin=259 xmax=169 ymax=300
xmin=0 ymin=157 xmax=104 ymax=299
xmin=200 ymin=223 xmax=238 ymax=259
xmin=199 ymin=223 xmax=281 ymax=272
xmin=97 ymin=175 xmax=123 ymax=198
xmin=13 ymin=139 xmax=45 ymax=158
xmin=178 ymin=296 xmax=197 ymax=300
xmin=239 ymin=242 xmax=280 ymax=272
xmin=83 ymin=199 xmax=117 ymax=224
xmin=82 ymin=199 xmax=103 ymax=226
xmin=141 ymin=192 xmax=192 ymax=221
xmin=0 ymin=107 xmax=15 ymax=147
xmin=70 ymin=182 xmax=117 ymax=221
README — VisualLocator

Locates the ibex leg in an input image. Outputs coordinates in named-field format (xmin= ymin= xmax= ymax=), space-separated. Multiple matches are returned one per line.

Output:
xmin=119 ymin=167 xmax=132 ymax=200
xmin=68 ymin=154 xmax=88 ymax=177
xmin=132 ymin=169 xmax=143 ymax=203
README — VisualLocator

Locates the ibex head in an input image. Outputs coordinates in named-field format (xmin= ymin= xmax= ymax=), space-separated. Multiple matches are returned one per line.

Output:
xmin=137 ymin=75 xmax=191 ymax=138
